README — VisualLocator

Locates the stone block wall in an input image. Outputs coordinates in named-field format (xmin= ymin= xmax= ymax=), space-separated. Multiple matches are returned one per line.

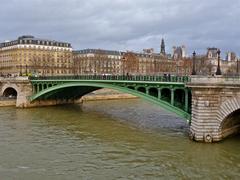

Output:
xmin=190 ymin=87 xmax=222 ymax=142
xmin=188 ymin=76 xmax=240 ymax=142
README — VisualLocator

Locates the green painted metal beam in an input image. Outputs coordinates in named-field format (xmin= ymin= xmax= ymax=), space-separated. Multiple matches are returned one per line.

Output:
xmin=29 ymin=81 xmax=191 ymax=121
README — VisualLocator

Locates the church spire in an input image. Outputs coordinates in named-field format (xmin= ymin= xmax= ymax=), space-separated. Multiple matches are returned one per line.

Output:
xmin=160 ymin=38 xmax=166 ymax=55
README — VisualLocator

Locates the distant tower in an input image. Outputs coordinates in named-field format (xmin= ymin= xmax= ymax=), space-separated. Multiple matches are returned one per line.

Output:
xmin=181 ymin=45 xmax=187 ymax=58
xmin=160 ymin=38 xmax=166 ymax=55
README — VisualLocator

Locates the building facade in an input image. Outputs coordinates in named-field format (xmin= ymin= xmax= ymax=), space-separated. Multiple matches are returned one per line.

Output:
xmin=73 ymin=48 xmax=192 ymax=76
xmin=73 ymin=49 xmax=123 ymax=75
xmin=0 ymin=35 xmax=73 ymax=76
xmin=1 ymin=36 xmax=238 ymax=77
xmin=205 ymin=48 xmax=237 ymax=75
xmin=0 ymin=36 xmax=193 ymax=77
xmin=192 ymin=48 xmax=239 ymax=75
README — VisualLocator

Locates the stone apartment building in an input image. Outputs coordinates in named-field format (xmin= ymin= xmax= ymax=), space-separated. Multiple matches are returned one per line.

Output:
xmin=0 ymin=36 xmax=193 ymax=77
xmin=73 ymin=48 xmax=192 ymax=76
xmin=73 ymin=49 xmax=123 ymax=75
xmin=192 ymin=48 xmax=239 ymax=75
xmin=72 ymin=38 xmax=192 ymax=76
xmin=0 ymin=35 xmax=73 ymax=76
xmin=205 ymin=47 xmax=238 ymax=75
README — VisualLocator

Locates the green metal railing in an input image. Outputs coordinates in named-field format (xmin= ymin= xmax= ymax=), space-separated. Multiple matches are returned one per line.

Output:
xmin=29 ymin=75 xmax=190 ymax=83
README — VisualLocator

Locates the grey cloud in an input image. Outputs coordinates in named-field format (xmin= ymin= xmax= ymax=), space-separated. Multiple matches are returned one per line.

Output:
xmin=0 ymin=0 xmax=239 ymax=55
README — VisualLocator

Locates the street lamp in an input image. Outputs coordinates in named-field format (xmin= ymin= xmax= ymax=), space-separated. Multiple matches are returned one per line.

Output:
xmin=191 ymin=51 xmax=196 ymax=75
xmin=25 ymin=64 xmax=28 ymax=75
xmin=216 ymin=49 xmax=222 ymax=75
xmin=237 ymin=58 xmax=239 ymax=76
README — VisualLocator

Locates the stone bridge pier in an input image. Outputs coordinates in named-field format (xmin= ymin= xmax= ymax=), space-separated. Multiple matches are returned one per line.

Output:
xmin=187 ymin=76 xmax=240 ymax=142
xmin=0 ymin=77 xmax=76 ymax=107
xmin=0 ymin=77 xmax=32 ymax=107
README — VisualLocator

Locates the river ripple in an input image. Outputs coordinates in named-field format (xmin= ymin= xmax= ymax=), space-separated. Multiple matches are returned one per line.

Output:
xmin=0 ymin=99 xmax=239 ymax=179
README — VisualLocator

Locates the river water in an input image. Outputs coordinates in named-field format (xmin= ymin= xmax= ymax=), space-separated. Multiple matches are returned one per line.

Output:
xmin=0 ymin=99 xmax=239 ymax=179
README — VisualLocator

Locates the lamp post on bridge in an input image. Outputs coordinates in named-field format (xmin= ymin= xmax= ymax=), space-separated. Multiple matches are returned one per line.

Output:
xmin=216 ymin=49 xmax=222 ymax=75
xmin=237 ymin=58 xmax=239 ymax=76
xmin=25 ymin=64 xmax=28 ymax=76
xmin=191 ymin=51 xmax=196 ymax=75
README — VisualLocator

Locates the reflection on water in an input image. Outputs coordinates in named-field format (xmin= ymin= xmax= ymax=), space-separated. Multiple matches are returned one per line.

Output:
xmin=0 ymin=99 xmax=239 ymax=179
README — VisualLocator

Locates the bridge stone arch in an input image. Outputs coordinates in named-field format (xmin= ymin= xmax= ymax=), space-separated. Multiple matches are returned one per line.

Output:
xmin=1 ymin=84 xmax=20 ymax=98
xmin=217 ymin=97 xmax=240 ymax=139
xmin=30 ymin=82 xmax=190 ymax=120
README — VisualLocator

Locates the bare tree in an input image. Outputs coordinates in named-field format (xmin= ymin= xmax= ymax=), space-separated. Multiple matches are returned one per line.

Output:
xmin=122 ymin=52 xmax=139 ymax=75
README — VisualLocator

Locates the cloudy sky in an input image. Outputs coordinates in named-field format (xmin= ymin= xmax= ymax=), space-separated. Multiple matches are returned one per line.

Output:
xmin=0 ymin=0 xmax=239 ymax=55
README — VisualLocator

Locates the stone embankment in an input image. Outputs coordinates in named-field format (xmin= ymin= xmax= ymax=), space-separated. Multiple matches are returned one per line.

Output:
xmin=80 ymin=88 xmax=137 ymax=102
xmin=0 ymin=98 xmax=16 ymax=107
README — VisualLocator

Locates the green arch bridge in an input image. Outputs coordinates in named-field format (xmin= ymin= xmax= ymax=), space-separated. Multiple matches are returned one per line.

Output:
xmin=29 ymin=75 xmax=191 ymax=121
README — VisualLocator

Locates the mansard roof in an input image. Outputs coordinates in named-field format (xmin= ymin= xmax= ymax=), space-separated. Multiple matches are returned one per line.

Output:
xmin=74 ymin=49 xmax=123 ymax=56
xmin=0 ymin=35 xmax=71 ymax=48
